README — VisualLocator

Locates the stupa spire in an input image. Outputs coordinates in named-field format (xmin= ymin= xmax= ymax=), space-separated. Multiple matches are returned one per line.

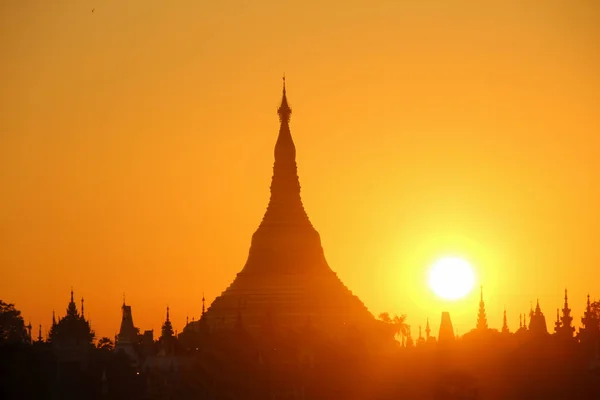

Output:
xmin=81 ymin=297 xmax=85 ymax=318
xmin=278 ymin=75 xmax=291 ymax=123
xmin=438 ymin=312 xmax=455 ymax=344
xmin=117 ymin=301 xmax=137 ymax=346
xmin=416 ymin=324 xmax=425 ymax=346
xmin=502 ymin=308 xmax=509 ymax=334
xmin=529 ymin=299 xmax=548 ymax=335
xmin=476 ymin=285 xmax=488 ymax=330
xmin=66 ymin=288 xmax=78 ymax=317
xmin=581 ymin=293 xmax=598 ymax=332
xmin=161 ymin=306 xmax=174 ymax=340
xmin=256 ymin=77 xmax=313 ymax=235
xmin=554 ymin=308 xmax=561 ymax=333
xmin=557 ymin=288 xmax=574 ymax=338
xmin=587 ymin=294 xmax=591 ymax=312
xmin=202 ymin=293 xmax=205 ymax=316
xmin=201 ymin=79 xmax=381 ymax=339
xmin=26 ymin=321 xmax=32 ymax=343
xmin=519 ymin=313 xmax=522 ymax=329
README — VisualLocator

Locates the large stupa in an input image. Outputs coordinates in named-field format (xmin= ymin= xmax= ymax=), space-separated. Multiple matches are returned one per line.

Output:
xmin=203 ymin=79 xmax=380 ymax=338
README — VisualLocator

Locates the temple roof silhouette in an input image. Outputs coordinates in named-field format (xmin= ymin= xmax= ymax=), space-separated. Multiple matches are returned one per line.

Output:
xmin=203 ymin=79 xmax=379 ymax=338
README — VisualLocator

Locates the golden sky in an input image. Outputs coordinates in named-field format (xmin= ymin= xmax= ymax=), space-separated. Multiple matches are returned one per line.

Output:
xmin=1 ymin=0 xmax=599 ymax=339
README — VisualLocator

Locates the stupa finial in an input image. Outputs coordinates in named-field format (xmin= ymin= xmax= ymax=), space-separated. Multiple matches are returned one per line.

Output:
xmin=277 ymin=75 xmax=292 ymax=123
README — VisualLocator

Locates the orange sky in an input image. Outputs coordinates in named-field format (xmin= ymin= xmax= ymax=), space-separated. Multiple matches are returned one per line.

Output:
xmin=1 ymin=1 xmax=599 ymax=339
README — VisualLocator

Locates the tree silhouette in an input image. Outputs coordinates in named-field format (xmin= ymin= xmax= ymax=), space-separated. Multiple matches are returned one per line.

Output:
xmin=96 ymin=337 xmax=114 ymax=351
xmin=379 ymin=312 xmax=410 ymax=345
xmin=0 ymin=300 xmax=28 ymax=344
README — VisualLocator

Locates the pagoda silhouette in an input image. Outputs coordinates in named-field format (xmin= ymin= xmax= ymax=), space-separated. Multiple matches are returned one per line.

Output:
xmin=203 ymin=79 xmax=381 ymax=339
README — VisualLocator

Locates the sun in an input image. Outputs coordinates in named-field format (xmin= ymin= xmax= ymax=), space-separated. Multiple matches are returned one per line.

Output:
xmin=428 ymin=256 xmax=476 ymax=300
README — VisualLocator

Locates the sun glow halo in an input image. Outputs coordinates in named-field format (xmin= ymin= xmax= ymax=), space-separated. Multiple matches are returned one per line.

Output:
xmin=428 ymin=257 xmax=475 ymax=300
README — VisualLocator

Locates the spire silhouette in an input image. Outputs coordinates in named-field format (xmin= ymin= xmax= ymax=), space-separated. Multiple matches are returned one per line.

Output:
xmin=476 ymin=285 xmax=488 ymax=330
xmin=519 ymin=313 xmax=522 ymax=329
xmin=502 ymin=308 xmax=509 ymax=334
xmin=202 ymin=293 xmax=205 ymax=316
xmin=201 ymin=79 xmax=378 ymax=336
xmin=529 ymin=299 xmax=548 ymax=336
xmin=587 ymin=293 xmax=590 ymax=309
xmin=81 ymin=297 xmax=84 ymax=318
xmin=416 ymin=324 xmax=425 ymax=346
xmin=581 ymin=293 xmax=598 ymax=333
xmin=278 ymin=75 xmax=291 ymax=123
xmin=257 ymin=77 xmax=313 ymax=236
xmin=117 ymin=301 xmax=137 ymax=348
xmin=161 ymin=306 xmax=174 ymax=340
xmin=66 ymin=288 xmax=78 ymax=317
xmin=406 ymin=326 xmax=414 ymax=347
xmin=438 ymin=312 xmax=455 ymax=344
xmin=556 ymin=288 xmax=574 ymax=338
xmin=26 ymin=320 xmax=32 ymax=343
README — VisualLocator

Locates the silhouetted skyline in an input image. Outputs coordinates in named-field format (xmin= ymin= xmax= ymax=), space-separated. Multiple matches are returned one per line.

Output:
xmin=1 ymin=0 xmax=599 ymax=341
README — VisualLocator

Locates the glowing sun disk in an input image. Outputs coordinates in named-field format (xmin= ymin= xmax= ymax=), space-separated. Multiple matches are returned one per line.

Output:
xmin=428 ymin=257 xmax=475 ymax=300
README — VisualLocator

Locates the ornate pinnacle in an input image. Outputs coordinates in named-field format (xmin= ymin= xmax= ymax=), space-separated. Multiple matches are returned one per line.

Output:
xmin=277 ymin=75 xmax=292 ymax=123
xmin=587 ymin=294 xmax=591 ymax=310
xmin=477 ymin=286 xmax=488 ymax=330
xmin=519 ymin=314 xmax=522 ymax=329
